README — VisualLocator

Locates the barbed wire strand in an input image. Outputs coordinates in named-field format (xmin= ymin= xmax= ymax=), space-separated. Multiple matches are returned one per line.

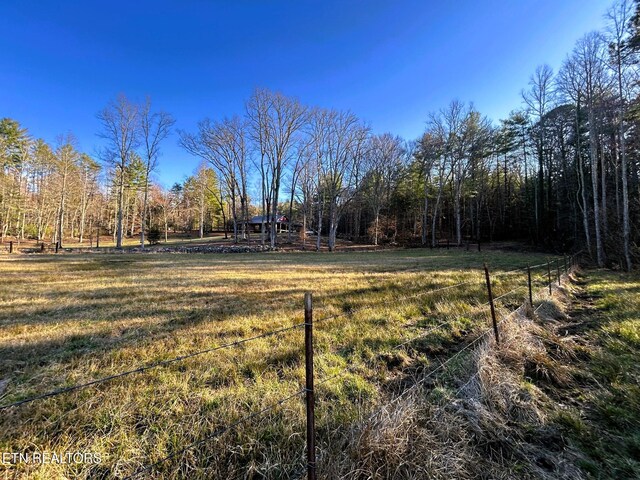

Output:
xmin=454 ymin=370 xmax=482 ymax=396
xmin=363 ymin=329 xmax=491 ymax=423
xmin=490 ymin=260 xmax=554 ymax=277
xmin=393 ymin=319 xmax=453 ymax=349
xmin=313 ymin=277 xmax=483 ymax=327
xmin=313 ymin=258 xmax=561 ymax=329
xmin=364 ymin=291 xmax=537 ymax=419
xmin=123 ymin=387 xmax=307 ymax=480
xmin=491 ymin=285 xmax=525 ymax=303
xmin=0 ymin=322 xmax=305 ymax=410
xmin=311 ymin=268 xmax=552 ymax=396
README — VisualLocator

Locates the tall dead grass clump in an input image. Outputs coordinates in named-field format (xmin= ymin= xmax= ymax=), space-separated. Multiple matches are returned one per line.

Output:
xmin=329 ymin=286 xmax=585 ymax=479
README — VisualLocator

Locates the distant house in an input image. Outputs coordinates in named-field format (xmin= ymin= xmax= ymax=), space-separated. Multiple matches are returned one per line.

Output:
xmin=244 ymin=214 xmax=301 ymax=233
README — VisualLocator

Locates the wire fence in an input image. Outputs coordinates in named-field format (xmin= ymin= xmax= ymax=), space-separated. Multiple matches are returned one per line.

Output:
xmin=0 ymin=253 xmax=579 ymax=479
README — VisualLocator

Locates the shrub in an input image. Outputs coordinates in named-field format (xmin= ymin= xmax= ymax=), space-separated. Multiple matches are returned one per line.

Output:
xmin=147 ymin=226 xmax=161 ymax=245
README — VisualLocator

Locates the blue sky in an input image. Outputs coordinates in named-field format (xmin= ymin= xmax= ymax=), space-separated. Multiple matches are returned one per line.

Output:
xmin=1 ymin=0 xmax=612 ymax=186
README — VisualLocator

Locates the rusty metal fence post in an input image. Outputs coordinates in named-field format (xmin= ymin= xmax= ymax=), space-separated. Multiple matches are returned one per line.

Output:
xmin=527 ymin=265 xmax=533 ymax=306
xmin=304 ymin=292 xmax=316 ymax=480
xmin=483 ymin=264 xmax=499 ymax=345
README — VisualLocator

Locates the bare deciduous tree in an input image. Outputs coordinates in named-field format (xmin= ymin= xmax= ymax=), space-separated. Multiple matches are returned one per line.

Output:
xmin=246 ymin=88 xmax=308 ymax=248
xmin=139 ymin=98 xmax=175 ymax=248
xmin=364 ymin=133 xmax=405 ymax=245
xmin=53 ymin=135 xmax=79 ymax=248
xmin=606 ymin=0 xmax=635 ymax=270
xmin=97 ymin=94 xmax=140 ymax=249
xmin=523 ymin=64 xmax=555 ymax=243
xmin=179 ymin=116 xmax=249 ymax=243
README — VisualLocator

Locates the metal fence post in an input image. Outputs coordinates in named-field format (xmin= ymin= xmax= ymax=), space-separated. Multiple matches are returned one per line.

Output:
xmin=527 ymin=265 xmax=533 ymax=306
xmin=547 ymin=260 xmax=552 ymax=295
xmin=483 ymin=264 xmax=499 ymax=345
xmin=304 ymin=292 xmax=316 ymax=480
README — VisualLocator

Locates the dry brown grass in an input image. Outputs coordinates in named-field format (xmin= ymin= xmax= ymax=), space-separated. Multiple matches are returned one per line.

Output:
xmin=321 ymin=268 xmax=587 ymax=480
xmin=0 ymin=249 xmax=558 ymax=479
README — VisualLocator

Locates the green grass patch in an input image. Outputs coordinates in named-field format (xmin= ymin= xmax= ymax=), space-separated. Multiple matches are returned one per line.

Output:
xmin=551 ymin=269 xmax=640 ymax=480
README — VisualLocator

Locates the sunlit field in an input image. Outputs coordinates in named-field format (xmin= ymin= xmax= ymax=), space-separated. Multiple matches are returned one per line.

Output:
xmin=1 ymin=232 xmax=232 ymax=251
xmin=1 ymin=231 xmax=379 ymax=253
xmin=0 ymin=249 xmax=557 ymax=479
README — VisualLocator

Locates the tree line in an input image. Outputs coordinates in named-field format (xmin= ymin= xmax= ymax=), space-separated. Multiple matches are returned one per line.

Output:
xmin=1 ymin=0 xmax=638 ymax=268
xmin=0 ymin=105 xmax=224 ymax=249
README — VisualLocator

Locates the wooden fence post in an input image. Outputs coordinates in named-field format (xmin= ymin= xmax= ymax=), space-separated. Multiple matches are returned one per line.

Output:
xmin=564 ymin=255 xmax=568 ymax=274
xmin=96 ymin=229 xmax=100 ymax=249
xmin=483 ymin=264 xmax=499 ymax=345
xmin=557 ymin=260 xmax=561 ymax=286
xmin=304 ymin=292 xmax=316 ymax=480
xmin=55 ymin=242 xmax=59 ymax=254
xmin=9 ymin=241 xmax=12 ymax=254
xmin=527 ymin=265 xmax=533 ymax=306
xmin=40 ymin=242 xmax=45 ymax=253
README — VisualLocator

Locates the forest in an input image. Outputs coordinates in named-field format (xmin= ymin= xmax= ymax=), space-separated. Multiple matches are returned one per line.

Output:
xmin=1 ymin=0 xmax=639 ymax=269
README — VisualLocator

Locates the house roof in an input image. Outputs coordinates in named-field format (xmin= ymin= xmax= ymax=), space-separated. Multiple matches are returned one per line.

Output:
xmin=248 ymin=215 xmax=289 ymax=224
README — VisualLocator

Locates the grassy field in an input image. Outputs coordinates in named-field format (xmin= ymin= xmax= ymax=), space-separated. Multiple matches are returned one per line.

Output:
xmin=1 ymin=231 xmax=382 ymax=253
xmin=548 ymin=269 xmax=640 ymax=479
xmin=2 ymin=232 xmax=232 ymax=251
xmin=0 ymin=249 xmax=558 ymax=479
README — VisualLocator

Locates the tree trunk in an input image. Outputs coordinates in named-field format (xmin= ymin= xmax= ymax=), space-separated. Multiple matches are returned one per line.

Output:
xmin=616 ymin=51 xmax=632 ymax=271
xmin=140 ymin=174 xmax=150 ymax=248
xmin=454 ymin=184 xmax=462 ymax=246
xmin=316 ymin=200 xmax=323 ymax=252
xmin=116 ymin=168 xmax=125 ymax=248
xmin=588 ymin=111 xmax=604 ymax=267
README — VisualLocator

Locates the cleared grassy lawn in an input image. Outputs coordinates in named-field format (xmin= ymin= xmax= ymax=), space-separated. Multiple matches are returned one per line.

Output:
xmin=0 ymin=249 xmax=555 ymax=479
